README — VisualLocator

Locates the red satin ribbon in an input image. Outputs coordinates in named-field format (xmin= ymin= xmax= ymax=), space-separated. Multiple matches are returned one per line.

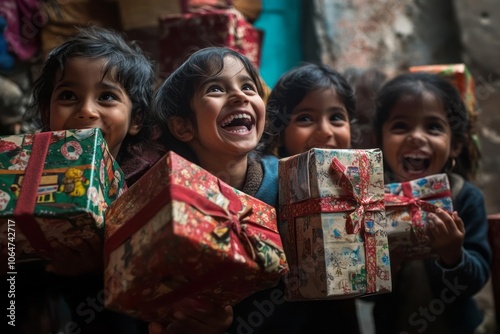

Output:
xmin=13 ymin=132 xmax=53 ymax=256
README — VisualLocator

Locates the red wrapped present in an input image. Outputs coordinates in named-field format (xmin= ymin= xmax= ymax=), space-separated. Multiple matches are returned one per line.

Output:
xmin=104 ymin=151 xmax=288 ymax=322
xmin=158 ymin=0 xmax=263 ymax=76
xmin=0 ymin=129 xmax=125 ymax=266
xmin=279 ymin=148 xmax=391 ymax=300
xmin=384 ymin=173 xmax=454 ymax=259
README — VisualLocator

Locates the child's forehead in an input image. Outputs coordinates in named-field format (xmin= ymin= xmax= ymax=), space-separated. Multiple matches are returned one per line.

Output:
xmin=389 ymin=91 xmax=448 ymax=119
xmin=394 ymin=91 xmax=443 ymax=107
xmin=55 ymin=57 xmax=116 ymax=80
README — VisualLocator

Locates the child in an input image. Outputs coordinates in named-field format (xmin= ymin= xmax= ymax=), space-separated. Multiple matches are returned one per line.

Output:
xmin=28 ymin=25 xmax=162 ymax=186
xmin=235 ymin=62 xmax=361 ymax=334
xmin=151 ymin=46 xmax=274 ymax=333
xmin=20 ymin=26 xmax=162 ymax=333
xmin=371 ymin=72 xmax=491 ymax=334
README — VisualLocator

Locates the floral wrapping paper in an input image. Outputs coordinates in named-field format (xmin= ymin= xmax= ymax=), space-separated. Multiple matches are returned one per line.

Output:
xmin=158 ymin=7 xmax=262 ymax=76
xmin=104 ymin=150 xmax=288 ymax=322
xmin=278 ymin=148 xmax=391 ymax=300
xmin=0 ymin=129 xmax=125 ymax=263
xmin=384 ymin=173 xmax=454 ymax=259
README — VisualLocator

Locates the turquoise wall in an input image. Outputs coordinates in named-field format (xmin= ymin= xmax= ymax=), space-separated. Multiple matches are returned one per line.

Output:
xmin=253 ymin=0 xmax=302 ymax=88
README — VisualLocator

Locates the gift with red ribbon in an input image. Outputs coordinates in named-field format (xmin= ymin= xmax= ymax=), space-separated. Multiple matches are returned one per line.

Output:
xmin=278 ymin=148 xmax=391 ymax=300
xmin=385 ymin=173 xmax=454 ymax=259
xmin=104 ymin=150 xmax=288 ymax=322
xmin=158 ymin=0 xmax=263 ymax=77
xmin=0 ymin=129 xmax=125 ymax=266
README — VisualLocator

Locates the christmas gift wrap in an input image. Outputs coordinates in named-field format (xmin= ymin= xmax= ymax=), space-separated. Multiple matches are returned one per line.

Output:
xmin=384 ymin=173 xmax=453 ymax=259
xmin=278 ymin=148 xmax=391 ymax=300
xmin=0 ymin=129 xmax=125 ymax=263
xmin=158 ymin=2 xmax=262 ymax=76
xmin=104 ymin=150 xmax=288 ymax=322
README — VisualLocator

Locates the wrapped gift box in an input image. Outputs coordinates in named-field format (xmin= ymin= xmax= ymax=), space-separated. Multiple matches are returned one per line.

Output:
xmin=104 ymin=150 xmax=288 ymax=322
xmin=278 ymin=148 xmax=391 ymax=300
xmin=158 ymin=6 xmax=262 ymax=76
xmin=409 ymin=64 xmax=477 ymax=124
xmin=0 ymin=129 xmax=125 ymax=264
xmin=384 ymin=173 xmax=454 ymax=259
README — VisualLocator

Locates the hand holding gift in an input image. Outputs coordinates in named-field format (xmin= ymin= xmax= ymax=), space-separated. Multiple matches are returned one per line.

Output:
xmin=427 ymin=209 xmax=465 ymax=267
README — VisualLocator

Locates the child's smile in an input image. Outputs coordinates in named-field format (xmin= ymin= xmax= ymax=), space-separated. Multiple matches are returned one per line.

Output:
xmin=189 ymin=56 xmax=265 ymax=159
xmin=218 ymin=112 xmax=255 ymax=134
xmin=381 ymin=92 xmax=459 ymax=182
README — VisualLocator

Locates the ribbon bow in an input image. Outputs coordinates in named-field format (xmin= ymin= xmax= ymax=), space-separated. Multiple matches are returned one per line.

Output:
xmin=330 ymin=156 xmax=384 ymax=234
xmin=385 ymin=182 xmax=451 ymax=241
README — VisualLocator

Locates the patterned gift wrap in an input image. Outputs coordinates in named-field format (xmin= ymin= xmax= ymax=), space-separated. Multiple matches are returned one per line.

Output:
xmin=279 ymin=148 xmax=391 ymax=300
xmin=158 ymin=6 xmax=262 ymax=76
xmin=0 ymin=129 xmax=125 ymax=263
xmin=385 ymin=173 xmax=454 ymax=259
xmin=104 ymin=150 xmax=288 ymax=322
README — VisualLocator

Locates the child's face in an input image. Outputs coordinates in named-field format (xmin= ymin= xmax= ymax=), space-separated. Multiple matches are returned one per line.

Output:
xmin=283 ymin=88 xmax=351 ymax=156
xmin=49 ymin=57 xmax=139 ymax=158
xmin=188 ymin=56 xmax=265 ymax=160
xmin=381 ymin=91 xmax=459 ymax=182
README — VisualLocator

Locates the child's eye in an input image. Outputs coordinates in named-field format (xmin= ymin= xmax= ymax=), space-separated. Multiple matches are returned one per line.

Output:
xmin=390 ymin=121 xmax=409 ymax=132
xmin=428 ymin=122 xmax=446 ymax=134
xmin=242 ymin=83 xmax=257 ymax=92
xmin=295 ymin=114 xmax=313 ymax=122
xmin=207 ymin=85 xmax=223 ymax=93
xmin=330 ymin=112 xmax=348 ymax=123
xmin=99 ymin=92 xmax=118 ymax=101
xmin=58 ymin=91 xmax=76 ymax=100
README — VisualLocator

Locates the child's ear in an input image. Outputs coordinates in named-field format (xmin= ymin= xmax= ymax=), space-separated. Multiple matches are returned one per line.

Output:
xmin=127 ymin=115 xmax=142 ymax=136
xmin=450 ymin=142 xmax=463 ymax=158
xmin=168 ymin=117 xmax=194 ymax=142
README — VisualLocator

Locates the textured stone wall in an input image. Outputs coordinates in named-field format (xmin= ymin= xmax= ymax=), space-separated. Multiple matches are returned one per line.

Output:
xmin=454 ymin=0 xmax=500 ymax=214
xmin=313 ymin=0 xmax=500 ymax=214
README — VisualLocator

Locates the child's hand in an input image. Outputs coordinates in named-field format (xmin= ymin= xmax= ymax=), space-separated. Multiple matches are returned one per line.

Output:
xmin=45 ymin=237 xmax=103 ymax=276
xmin=427 ymin=209 xmax=465 ymax=267
xmin=148 ymin=298 xmax=233 ymax=334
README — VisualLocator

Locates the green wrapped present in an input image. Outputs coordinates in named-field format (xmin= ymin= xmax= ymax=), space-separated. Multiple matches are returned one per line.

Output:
xmin=0 ymin=128 xmax=125 ymax=265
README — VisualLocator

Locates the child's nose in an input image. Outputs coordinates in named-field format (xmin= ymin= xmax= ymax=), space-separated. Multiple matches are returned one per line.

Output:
xmin=406 ymin=128 xmax=426 ymax=145
xmin=230 ymin=89 xmax=249 ymax=104
xmin=316 ymin=118 xmax=334 ymax=138
xmin=76 ymin=100 xmax=99 ymax=119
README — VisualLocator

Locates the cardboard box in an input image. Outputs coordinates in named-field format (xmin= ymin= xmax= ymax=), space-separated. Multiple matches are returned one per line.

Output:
xmin=279 ymin=148 xmax=391 ymax=300
xmin=104 ymin=151 xmax=287 ymax=321
xmin=0 ymin=129 xmax=125 ymax=264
